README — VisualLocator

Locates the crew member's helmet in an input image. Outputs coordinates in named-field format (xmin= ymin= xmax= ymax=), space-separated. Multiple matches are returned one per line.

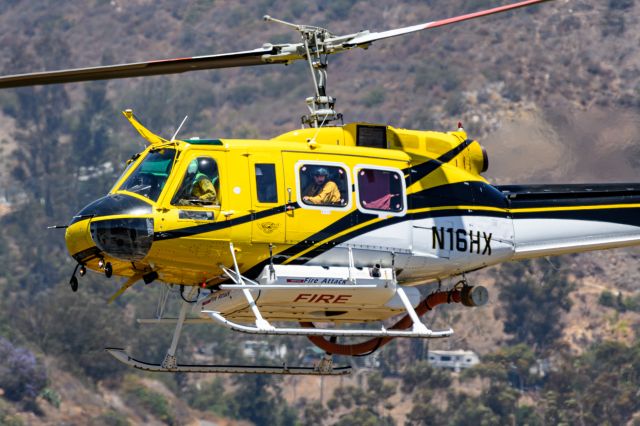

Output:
xmin=314 ymin=167 xmax=329 ymax=177
xmin=197 ymin=158 xmax=216 ymax=177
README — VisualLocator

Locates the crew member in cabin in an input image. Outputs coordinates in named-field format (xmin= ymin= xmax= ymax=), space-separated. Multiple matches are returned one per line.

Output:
xmin=302 ymin=167 xmax=341 ymax=205
xmin=176 ymin=158 xmax=218 ymax=205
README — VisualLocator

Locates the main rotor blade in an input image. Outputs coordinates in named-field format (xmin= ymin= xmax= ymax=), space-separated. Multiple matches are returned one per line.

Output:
xmin=0 ymin=0 xmax=552 ymax=89
xmin=0 ymin=47 xmax=276 ymax=89
xmin=344 ymin=0 xmax=551 ymax=47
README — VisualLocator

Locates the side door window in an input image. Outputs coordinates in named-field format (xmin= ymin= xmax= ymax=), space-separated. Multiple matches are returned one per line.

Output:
xmin=297 ymin=163 xmax=351 ymax=210
xmin=250 ymin=161 xmax=285 ymax=243
xmin=169 ymin=156 xmax=221 ymax=221
xmin=255 ymin=163 xmax=278 ymax=204
xmin=355 ymin=166 xmax=406 ymax=216
xmin=172 ymin=156 xmax=220 ymax=207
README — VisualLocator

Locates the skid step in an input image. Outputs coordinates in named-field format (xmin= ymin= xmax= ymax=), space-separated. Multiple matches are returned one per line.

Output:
xmin=105 ymin=348 xmax=352 ymax=375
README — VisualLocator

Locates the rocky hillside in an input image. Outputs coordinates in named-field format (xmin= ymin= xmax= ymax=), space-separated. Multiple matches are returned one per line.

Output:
xmin=0 ymin=0 xmax=639 ymax=424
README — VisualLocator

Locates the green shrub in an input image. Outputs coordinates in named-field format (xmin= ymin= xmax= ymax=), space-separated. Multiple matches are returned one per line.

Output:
xmin=40 ymin=388 xmax=61 ymax=409
xmin=123 ymin=382 xmax=174 ymax=425
xmin=598 ymin=290 xmax=640 ymax=312
xmin=362 ymin=87 xmax=386 ymax=107
xmin=598 ymin=290 xmax=616 ymax=308
xmin=183 ymin=378 xmax=229 ymax=416
xmin=90 ymin=410 xmax=131 ymax=426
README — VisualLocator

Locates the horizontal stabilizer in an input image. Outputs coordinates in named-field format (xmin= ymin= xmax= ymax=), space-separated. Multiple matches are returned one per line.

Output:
xmin=498 ymin=184 xmax=640 ymax=259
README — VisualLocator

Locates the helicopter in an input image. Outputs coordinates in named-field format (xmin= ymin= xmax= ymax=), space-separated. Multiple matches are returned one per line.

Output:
xmin=2 ymin=0 xmax=640 ymax=376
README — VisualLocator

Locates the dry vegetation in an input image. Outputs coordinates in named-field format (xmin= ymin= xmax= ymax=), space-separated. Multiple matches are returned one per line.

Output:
xmin=0 ymin=0 xmax=639 ymax=424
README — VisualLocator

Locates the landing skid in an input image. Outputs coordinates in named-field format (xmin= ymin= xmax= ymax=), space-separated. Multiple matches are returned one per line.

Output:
xmin=105 ymin=348 xmax=351 ymax=375
xmin=206 ymin=311 xmax=453 ymax=338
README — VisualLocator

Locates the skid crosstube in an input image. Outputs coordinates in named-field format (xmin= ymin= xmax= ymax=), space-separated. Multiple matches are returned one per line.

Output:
xmin=105 ymin=348 xmax=352 ymax=376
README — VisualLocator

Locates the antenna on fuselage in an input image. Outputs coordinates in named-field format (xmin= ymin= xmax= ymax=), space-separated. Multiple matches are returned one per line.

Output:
xmin=171 ymin=115 xmax=189 ymax=142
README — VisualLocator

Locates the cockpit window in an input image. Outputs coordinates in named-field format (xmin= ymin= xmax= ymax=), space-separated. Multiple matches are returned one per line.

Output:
xmin=172 ymin=156 xmax=220 ymax=206
xmin=119 ymin=148 xmax=176 ymax=202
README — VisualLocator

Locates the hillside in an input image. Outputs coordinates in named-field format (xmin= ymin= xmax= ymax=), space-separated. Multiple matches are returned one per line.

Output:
xmin=0 ymin=0 xmax=639 ymax=425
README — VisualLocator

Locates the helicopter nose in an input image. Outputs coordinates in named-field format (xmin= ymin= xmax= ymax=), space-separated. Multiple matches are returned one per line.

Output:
xmin=90 ymin=217 xmax=154 ymax=261
xmin=66 ymin=194 xmax=154 ymax=262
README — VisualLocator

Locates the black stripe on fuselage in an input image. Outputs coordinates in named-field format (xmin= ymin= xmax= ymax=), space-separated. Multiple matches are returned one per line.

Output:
xmin=498 ymin=183 xmax=640 ymax=210
xmin=153 ymin=203 xmax=297 ymax=241
xmin=282 ymin=207 xmax=509 ymax=265
xmin=410 ymin=180 xmax=508 ymax=210
xmin=511 ymin=206 xmax=640 ymax=227
xmin=240 ymin=205 xmax=508 ymax=277
xmin=403 ymin=139 xmax=473 ymax=182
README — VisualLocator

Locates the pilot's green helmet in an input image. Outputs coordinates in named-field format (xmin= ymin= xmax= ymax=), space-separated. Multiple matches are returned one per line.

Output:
xmin=187 ymin=159 xmax=198 ymax=174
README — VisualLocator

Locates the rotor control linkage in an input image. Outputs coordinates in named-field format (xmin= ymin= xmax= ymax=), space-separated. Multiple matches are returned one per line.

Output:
xmin=264 ymin=14 xmax=341 ymax=128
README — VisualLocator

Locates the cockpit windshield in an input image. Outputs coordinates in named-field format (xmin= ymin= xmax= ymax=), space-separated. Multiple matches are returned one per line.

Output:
xmin=118 ymin=148 xmax=176 ymax=202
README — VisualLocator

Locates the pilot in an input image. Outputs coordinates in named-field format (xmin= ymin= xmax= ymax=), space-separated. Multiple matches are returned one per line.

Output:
xmin=178 ymin=158 xmax=218 ymax=205
xmin=302 ymin=167 xmax=341 ymax=205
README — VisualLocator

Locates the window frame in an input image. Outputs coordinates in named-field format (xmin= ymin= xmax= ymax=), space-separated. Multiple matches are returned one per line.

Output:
xmin=353 ymin=164 xmax=407 ymax=217
xmin=295 ymin=160 xmax=352 ymax=212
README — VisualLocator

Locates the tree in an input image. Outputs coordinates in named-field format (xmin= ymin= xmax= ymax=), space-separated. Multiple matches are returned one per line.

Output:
xmin=481 ymin=344 xmax=538 ymax=391
xmin=184 ymin=378 xmax=230 ymax=417
xmin=69 ymin=78 xmax=121 ymax=207
xmin=0 ymin=34 xmax=76 ymax=295
xmin=327 ymin=372 xmax=397 ymax=425
xmin=225 ymin=373 xmax=298 ymax=426
xmin=496 ymin=258 xmax=574 ymax=352
xmin=0 ymin=338 xmax=47 ymax=403
xmin=335 ymin=407 xmax=393 ymax=426
xmin=8 ymin=34 xmax=72 ymax=219
xmin=541 ymin=340 xmax=640 ymax=425
xmin=8 ymin=282 xmax=127 ymax=381
xmin=402 ymin=362 xmax=452 ymax=426
xmin=300 ymin=400 xmax=328 ymax=426
xmin=405 ymin=389 xmax=448 ymax=426
xmin=401 ymin=361 xmax=452 ymax=394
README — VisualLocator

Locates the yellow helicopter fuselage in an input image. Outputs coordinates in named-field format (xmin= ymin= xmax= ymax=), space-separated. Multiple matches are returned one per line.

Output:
xmin=65 ymin=120 xmax=495 ymax=288
xmin=65 ymin=114 xmax=640 ymax=325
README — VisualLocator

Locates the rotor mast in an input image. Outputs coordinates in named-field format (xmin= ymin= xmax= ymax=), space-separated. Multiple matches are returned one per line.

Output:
xmin=264 ymin=15 xmax=342 ymax=128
